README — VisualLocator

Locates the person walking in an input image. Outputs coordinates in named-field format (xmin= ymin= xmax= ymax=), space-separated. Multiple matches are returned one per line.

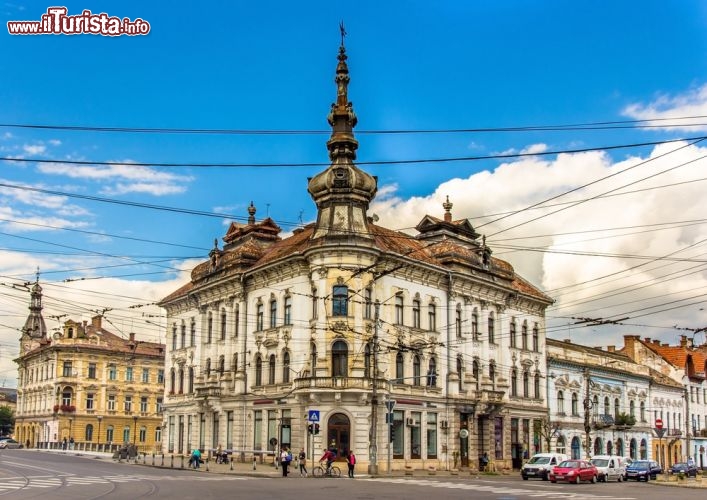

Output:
xmin=346 ymin=450 xmax=356 ymax=478
xmin=190 ymin=448 xmax=202 ymax=469
xmin=298 ymin=448 xmax=308 ymax=477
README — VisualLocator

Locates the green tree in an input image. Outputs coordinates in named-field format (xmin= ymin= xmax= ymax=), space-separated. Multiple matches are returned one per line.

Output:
xmin=0 ymin=405 xmax=15 ymax=436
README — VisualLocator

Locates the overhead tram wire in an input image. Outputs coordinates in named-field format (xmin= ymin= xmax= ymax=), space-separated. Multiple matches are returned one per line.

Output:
xmin=2 ymin=136 xmax=705 ymax=170
xmin=1 ymin=114 xmax=707 ymax=135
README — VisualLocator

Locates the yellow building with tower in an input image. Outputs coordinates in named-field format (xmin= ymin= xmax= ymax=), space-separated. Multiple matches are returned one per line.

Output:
xmin=14 ymin=279 xmax=166 ymax=453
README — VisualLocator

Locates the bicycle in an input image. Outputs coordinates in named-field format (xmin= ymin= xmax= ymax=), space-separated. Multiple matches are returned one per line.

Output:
xmin=313 ymin=462 xmax=341 ymax=478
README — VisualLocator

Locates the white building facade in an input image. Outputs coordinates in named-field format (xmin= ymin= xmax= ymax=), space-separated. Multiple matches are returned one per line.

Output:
xmin=158 ymin=38 xmax=553 ymax=472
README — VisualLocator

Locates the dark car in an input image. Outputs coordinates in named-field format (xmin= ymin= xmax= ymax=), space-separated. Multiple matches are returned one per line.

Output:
xmin=670 ymin=462 xmax=698 ymax=477
xmin=625 ymin=460 xmax=662 ymax=481
xmin=549 ymin=460 xmax=598 ymax=484
xmin=0 ymin=438 xmax=23 ymax=449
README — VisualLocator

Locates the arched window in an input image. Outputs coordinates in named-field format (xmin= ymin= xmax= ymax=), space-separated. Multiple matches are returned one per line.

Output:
xmin=521 ymin=321 xmax=528 ymax=350
xmin=558 ymin=391 xmax=565 ymax=413
xmin=180 ymin=322 xmax=186 ymax=348
xmin=282 ymin=351 xmax=290 ymax=383
xmin=254 ymin=355 xmax=263 ymax=386
xmin=571 ymin=393 xmax=579 ymax=415
xmin=332 ymin=340 xmax=348 ymax=377
xmin=614 ymin=398 xmax=620 ymax=418
xmin=427 ymin=357 xmax=437 ymax=387
xmin=232 ymin=353 xmax=238 ymax=373
xmin=284 ymin=296 xmax=292 ymax=325
xmin=172 ymin=326 xmax=177 ymax=350
xmin=594 ymin=437 xmax=603 ymax=455
xmin=221 ymin=309 xmax=227 ymax=340
xmin=510 ymin=368 xmax=518 ymax=396
xmin=510 ymin=319 xmax=517 ymax=348
xmin=571 ymin=436 xmax=581 ymax=459
xmin=555 ymin=435 xmax=566 ymax=454
xmin=268 ymin=354 xmax=276 ymax=384
xmin=488 ymin=312 xmax=495 ymax=344
xmin=457 ymin=356 xmax=463 ymax=391
xmin=169 ymin=368 xmax=175 ymax=393
xmin=256 ymin=302 xmax=264 ymax=331
xmin=455 ymin=304 xmax=462 ymax=338
xmin=593 ymin=395 xmax=599 ymax=416
xmin=604 ymin=396 xmax=610 ymax=416
xmin=395 ymin=295 xmax=404 ymax=325
xmin=218 ymin=355 xmax=225 ymax=375
xmin=395 ymin=352 xmax=404 ymax=383
xmin=413 ymin=354 xmax=421 ymax=386
xmin=178 ymin=368 xmax=184 ymax=394
xmin=472 ymin=308 xmax=479 ymax=340
xmin=188 ymin=367 xmax=194 ymax=393
xmin=270 ymin=298 xmax=277 ymax=328
xmin=640 ymin=401 xmax=645 ymax=421
xmin=412 ymin=299 xmax=421 ymax=328
xmin=364 ymin=343 xmax=371 ymax=378
xmin=85 ymin=423 xmax=94 ymax=442
xmin=332 ymin=285 xmax=348 ymax=316
xmin=629 ymin=399 xmax=635 ymax=417
xmin=523 ymin=370 xmax=530 ymax=397
xmin=532 ymin=324 xmax=539 ymax=351
xmin=190 ymin=320 xmax=196 ymax=346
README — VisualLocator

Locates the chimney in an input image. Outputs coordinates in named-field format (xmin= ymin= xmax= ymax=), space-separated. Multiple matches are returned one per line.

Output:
xmin=607 ymin=345 xmax=615 ymax=353
xmin=563 ymin=339 xmax=572 ymax=344
xmin=91 ymin=315 xmax=102 ymax=329
xmin=680 ymin=335 xmax=687 ymax=348
xmin=645 ymin=338 xmax=651 ymax=344
xmin=129 ymin=332 xmax=135 ymax=342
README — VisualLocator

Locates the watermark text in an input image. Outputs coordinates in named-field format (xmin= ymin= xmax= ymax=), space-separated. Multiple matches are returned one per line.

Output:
xmin=8 ymin=7 xmax=150 ymax=36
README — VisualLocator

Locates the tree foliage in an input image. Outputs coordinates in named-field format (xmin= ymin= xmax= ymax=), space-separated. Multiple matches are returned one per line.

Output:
xmin=0 ymin=405 xmax=14 ymax=436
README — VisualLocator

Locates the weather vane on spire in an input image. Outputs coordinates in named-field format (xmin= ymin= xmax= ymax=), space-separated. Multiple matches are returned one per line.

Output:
xmin=339 ymin=20 xmax=347 ymax=47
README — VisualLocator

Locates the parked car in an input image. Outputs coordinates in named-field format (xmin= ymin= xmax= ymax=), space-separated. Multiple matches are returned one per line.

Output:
xmin=549 ymin=459 xmax=599 ymax=484
xmin=625 ymin=460 xmax=662 ymax=481
xmin=590 ymin=455 xmax=626 ymax=482
xmin=521 ymin=453 xmax=568 ymax=480
xmin=0 ymin=439 xmax=23 ymax=449
xmin=670 ymin=462 xmax=698 ymax=477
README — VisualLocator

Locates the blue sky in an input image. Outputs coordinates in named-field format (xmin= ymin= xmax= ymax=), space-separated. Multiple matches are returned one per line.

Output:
xmin=1 ymin=1 xmax=707 ymax=385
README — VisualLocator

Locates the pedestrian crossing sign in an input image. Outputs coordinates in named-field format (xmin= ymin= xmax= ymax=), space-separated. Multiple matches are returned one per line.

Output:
xmin=308 ymin=410 xmax=320 ymax=422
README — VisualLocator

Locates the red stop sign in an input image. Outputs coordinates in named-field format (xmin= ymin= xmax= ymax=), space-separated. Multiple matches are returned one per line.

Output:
xmin=655 ymin=418 xmax=664 ymax=429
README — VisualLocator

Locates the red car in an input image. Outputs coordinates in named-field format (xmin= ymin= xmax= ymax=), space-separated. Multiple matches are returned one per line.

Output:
xmin=549 ymin=460 xmax=598 ymax=484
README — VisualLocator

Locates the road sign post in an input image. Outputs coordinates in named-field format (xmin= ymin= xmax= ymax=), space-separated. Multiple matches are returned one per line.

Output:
xmin=655 ymin=419 xmax=664 ymax=469
xmin=386 ymin=399 xmax=395 ymax=474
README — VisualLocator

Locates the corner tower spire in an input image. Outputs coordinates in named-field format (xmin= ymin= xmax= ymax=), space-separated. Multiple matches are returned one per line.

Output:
xmin=308 ymin=24 xmax=377 ymax=240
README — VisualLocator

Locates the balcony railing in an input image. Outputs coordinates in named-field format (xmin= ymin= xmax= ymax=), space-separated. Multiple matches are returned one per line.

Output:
xmin=293 ymin=376 xmax=389 ymax=391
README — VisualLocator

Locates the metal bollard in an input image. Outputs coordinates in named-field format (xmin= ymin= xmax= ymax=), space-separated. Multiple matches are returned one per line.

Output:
xmin=152 ymin=453 xmax=155 ymax=466
xmin=161 ymin=453 xmax=165 ymax=467
xmin=170 ymin=454 xmax=174 ymax=468
xmin=253 ymin=456 xmax=257 ymax=470
xmin=230 ymin=456 xmax=234 ymax=471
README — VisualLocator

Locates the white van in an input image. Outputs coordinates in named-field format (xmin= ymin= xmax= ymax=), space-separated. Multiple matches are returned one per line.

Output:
xmin=590 ymin=455 xmax=626 ymax=482
xmin=521 ymin=453 xmax=569 ymax=480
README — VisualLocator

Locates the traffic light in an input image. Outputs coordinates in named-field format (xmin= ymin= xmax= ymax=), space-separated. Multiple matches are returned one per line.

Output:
xmin=308 ymin=424 xmax=313 ymax=434
xmin=314 ymin=423 xmax=320 ymax=435
xmin=389 ymin=424 xmax=395 ymax=442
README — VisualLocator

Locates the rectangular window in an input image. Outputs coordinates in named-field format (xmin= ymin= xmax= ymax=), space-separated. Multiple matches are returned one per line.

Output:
xmin=364 ymin=289 xmax=372 ymax=319
xmin=124 ymin=395 xmax=132 ymax=412
xmin=140 ymin=396 xmax=148 ymax=413
xmin=62 ymin=361 xmax=73 ymax=377
xmin=221 ymin=312 xmax=227 ymax=340
xmin=270 ymin=300 xmax=277 ymax=328
xmin=412 ymin=300 xmax=420 ymax=329
xmin=253 ymin=410 xmax=262 ymax=451
xmin=88 ymin=363 xmax=97 ymax=379
xmin=410 ymin=411 xmax=421 ymax=459
xmin=267 ymin=410 xmax=277 ymax=451
xmin=107 ymin=395 xmax=116 ymax=411
xmin=428 ymin=304 xmax=436 ymax=331
xmin=426 ymin=413 xmax=437 ymax=458
xmin=212 ymin=413 xmax=220 ymax=449
xmin=108 ymin=365 xmax=117 ymax=381
xmin=142 ymin=368 xmax=149 ymax=383
xmin=200 ymin=413 xmax=206 ymax=449
xmin=227 ymin=411 xmax=234 ymax=449
xmin=157 ymin=369 xmax=164 ymax=384
xmin=395 ymin=295 xmax=404 ymax=325
xmin=312 ymin=288 xmax=318 ymax=320
xmin=156 ymin=397 xmax=163 ymax=413
xmin=155 ymin=426 xmax=162 ymax=444
xmin=392 ymin=410 xmax=404 ymax=459
xmin=168 ymin=416 xmax=174 ymax=453
xmin=284 ymin=297 xmax=292 ymax=325
xmin=126 ymin=366 xmax=133 ymax=382
xmin=86 ymin=393 xmax=94 ymax=410
xmin=332 ymin=285 xmax=348 ymax=316
xmin=207 ymin=314 xmax=213 ymax=343
xmin=257 ymin=304 xmax=264 ymax=331
xmin=139 ymin=427 xmax=146 ymax=442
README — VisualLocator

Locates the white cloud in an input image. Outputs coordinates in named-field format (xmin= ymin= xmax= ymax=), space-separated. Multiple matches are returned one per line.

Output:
xmin=23 ymin=144 xmax=46 ymax=155
xmin=623 ymin=83 xmax=707 ymax=131
xmin=371 ymin=141 xmax=707 ymax=348
xmin=48 ymin=139 xmax=62 ymax=146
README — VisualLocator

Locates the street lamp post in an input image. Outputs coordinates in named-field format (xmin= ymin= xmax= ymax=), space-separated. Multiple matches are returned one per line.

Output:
xmin=368 ymin=299 xmax=380 ymax=476
xmin=133 ymin=416 xmax=138 ymax=446
xmin=68 ymin=417 xmax=73 ymax=448
xmin=97 ymin=415 xmax=103 ymax=451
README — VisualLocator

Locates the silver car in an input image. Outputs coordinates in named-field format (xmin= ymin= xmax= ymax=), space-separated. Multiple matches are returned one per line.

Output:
xmin=0 ymin=439 xmax=23 ymax=449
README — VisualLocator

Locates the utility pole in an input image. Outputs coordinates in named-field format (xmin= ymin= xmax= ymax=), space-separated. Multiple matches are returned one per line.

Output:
xmin=368 ymin=300 xmax=380 ymax=476
xmin=583 ymin=367 xmax=592 ymax=459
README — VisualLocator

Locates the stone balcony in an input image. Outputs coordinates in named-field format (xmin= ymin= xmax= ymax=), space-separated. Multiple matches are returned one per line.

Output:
xmin=292 ymin=376 xmax=389 ymax=392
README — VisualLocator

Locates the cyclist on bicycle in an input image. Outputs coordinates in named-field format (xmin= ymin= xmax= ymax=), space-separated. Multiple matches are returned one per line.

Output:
xmin=319 ymin=448 xmax=336 ymax=473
